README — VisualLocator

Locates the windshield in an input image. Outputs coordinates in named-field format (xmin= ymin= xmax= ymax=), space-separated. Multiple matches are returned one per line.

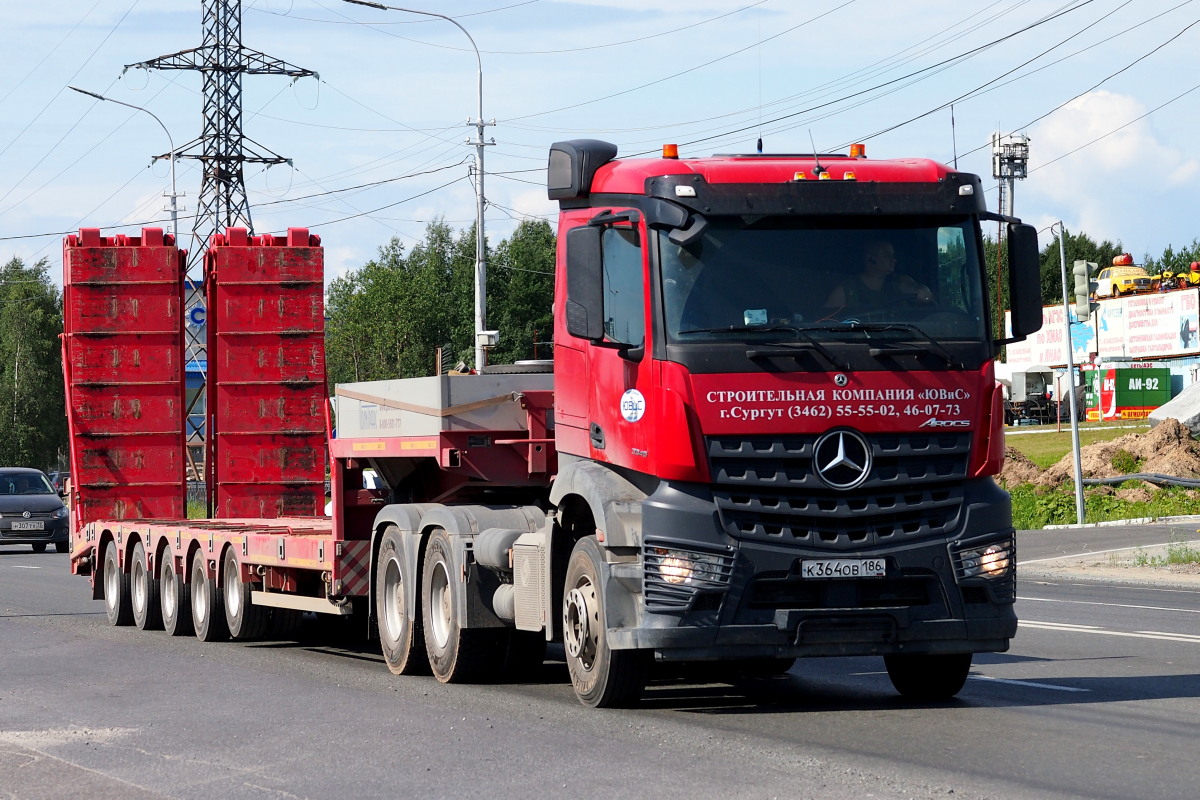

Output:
xmin=659 ymin=216 xmax=988 ymax=344
xmin=0 ymin=471 xmax=54 ymax=495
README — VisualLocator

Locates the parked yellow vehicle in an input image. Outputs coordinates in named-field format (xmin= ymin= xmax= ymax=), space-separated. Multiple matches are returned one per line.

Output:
xmin=1095 ymin=264 xmax=1152 ymax=297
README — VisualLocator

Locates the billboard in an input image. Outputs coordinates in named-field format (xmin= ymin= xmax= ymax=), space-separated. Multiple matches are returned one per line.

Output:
xmin=1006 ymin=289 xmax=1200 ymax=367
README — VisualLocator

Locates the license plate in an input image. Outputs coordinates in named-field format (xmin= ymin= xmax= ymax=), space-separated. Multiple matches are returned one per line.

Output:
xmin=801 ymin=558 xmax=886 ymax=579
xmin=11 ymin=520 xmax=45 ymax=531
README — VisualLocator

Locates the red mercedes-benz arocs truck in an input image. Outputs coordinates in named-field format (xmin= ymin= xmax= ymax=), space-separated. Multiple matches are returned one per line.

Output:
xmin=66 ymin=140 xmax=1043 ymax=708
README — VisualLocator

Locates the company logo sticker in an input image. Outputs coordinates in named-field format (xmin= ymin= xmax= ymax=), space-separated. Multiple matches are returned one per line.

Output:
xmin=620 ymin=389 xmax=647 ymax=422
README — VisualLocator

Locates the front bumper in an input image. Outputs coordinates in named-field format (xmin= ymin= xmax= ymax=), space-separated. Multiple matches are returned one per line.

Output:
xmin=602 ymin=477 xmax=1017 ymax=660
xmin=0 ymin=521 xmax=69 ymax=546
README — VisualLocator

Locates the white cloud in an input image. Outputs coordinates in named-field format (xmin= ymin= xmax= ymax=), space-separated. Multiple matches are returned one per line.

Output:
xmin=1026 ymin=91 xmax=1200 ymax=255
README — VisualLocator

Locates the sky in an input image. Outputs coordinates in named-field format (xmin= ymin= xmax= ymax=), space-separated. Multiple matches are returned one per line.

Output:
xmin=3 ymin=0 xmax=1200 ymax=286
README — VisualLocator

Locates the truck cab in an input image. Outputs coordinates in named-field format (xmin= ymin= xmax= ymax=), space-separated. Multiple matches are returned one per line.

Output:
xmin=543 ymin=140 xmax=1043 ymax=705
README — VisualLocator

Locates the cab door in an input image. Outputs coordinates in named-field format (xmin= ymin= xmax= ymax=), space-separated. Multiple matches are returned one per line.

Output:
xmin=555 ymin=209 xmax=657 ymax=473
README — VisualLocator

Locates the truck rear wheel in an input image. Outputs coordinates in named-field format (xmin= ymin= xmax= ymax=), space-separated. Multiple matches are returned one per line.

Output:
xmin=160 ymin=553 xmax=192 ymax=636
xmin=376 ymin=525 xmax=429 ymax=675
xmin=102 ymin=541 xmax=134 ymax=626
xmin=190 ymin=549 xmax=229 ymax=643
xmin=884 ymin=652 xmax=972 ymax=700
xmin=130 ymin=541 xmax=163 ymax=631
xmin=421 ymin=528 xmax=497 ymax=682
xmin=563 ymin=536 xmax=648 ymax=708
xmin=223 ymin=548 xmax=269 ymax=641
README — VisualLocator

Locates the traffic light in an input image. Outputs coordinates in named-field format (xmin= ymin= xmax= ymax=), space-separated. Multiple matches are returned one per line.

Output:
xmin=1073 ymin=260 xmax=1099 ymax=321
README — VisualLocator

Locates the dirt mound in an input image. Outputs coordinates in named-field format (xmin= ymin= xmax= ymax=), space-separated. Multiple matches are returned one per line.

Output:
xmin=997 ymin=446 xmax=1043 ymax=487
xmin=1001 ymin=418 xmax=1200 ymax=488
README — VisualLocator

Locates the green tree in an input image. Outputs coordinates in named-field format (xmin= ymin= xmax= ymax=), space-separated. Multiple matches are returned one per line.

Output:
xmin=1036 ymin=229 xmax=1124 ymax=306
xmin=325 ymin=218 xmax=557 ymax=385
xmin=1144 ymin=238 xmax=1200 ymax=276
xmin=487 ymin=219 xmax=556 ymax=365
xmin=0 ymin=257 xmax=66 ymax=467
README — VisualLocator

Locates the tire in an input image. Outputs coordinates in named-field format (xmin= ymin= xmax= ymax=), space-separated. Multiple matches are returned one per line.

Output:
xmin=222 ymin=548 xmax=269 ymax=640
xmin=190 ymin=549 xmax=229 ymax=643
xmin=55 ymin=541 xmax=69 ymax=554
xmin=268 ymin=608 xmax=304 ymax=640
xmin=160 ymin=551 xmax=193 ymax=637
xmin=421 ymin=528 xmax=499 ymax=683
xmin=376 ymin=525 xmax=429 ymax=675
xmin=130 ymin=541 xmax=163 ymax=631
xmin=31 ymin=543 xmax=47 ymax=553
xmin=102 ymin=541 xmax=134 ymax=626
xmin=884 ymin=652 xmax=972 ymax=701
xmin=563 ymin=536 xmax=648 ymax=708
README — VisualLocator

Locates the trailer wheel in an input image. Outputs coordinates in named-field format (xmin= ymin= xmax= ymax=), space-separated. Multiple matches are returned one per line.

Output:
xmin=376 ymin=525 xmax=429 ymax=675
xmin=190 ymin=549 xmax=229 ymax=643
xmin=268 ymin=609 xmax=304 ymax=640
xmin=563 ymin=536 xmax=648 ymax=708
xmin=130 ymin=541 xmax=163 ymax=631
xmin=102 ymin=540 xmax=134 ymax=626
xmin=223 ymin=548 xmax=269 ymax=641
xmin=421 ymin=528 xmax=497 ymax=682
xmin=160 ymin=552 xmax=192 ymax=637
xmin=884 ymin=652 xmax=972 ymax=700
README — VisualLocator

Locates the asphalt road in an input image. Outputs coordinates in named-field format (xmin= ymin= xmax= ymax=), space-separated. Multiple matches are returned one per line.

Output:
xmin=2 ymin=529 xmax=1198 ymax=800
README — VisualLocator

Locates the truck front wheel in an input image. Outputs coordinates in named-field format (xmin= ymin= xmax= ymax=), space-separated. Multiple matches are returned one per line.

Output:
xmin=376 ymin=525 xmax=429 ymax=675
xmin=884 ymin=652 xmax=972 ymax=700
xmin=421 ymin=528 xmax=498 ymax=682
xmin=563 ymin=536 xmax=648 ymax=708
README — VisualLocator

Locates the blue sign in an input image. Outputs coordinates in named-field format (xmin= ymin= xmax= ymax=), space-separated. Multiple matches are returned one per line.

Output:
xmin=188 ymin=306 xmax=207 ymax=327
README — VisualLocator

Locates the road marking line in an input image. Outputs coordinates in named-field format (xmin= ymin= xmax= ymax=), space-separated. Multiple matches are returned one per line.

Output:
xmin=1018 ymin=540 xmax=1200 ymax=565
xmin=1022 ymin=620 xmax=1200 ymax=644
xmin=969 ymin=675 xmax=1089 ymax=693
xmin=9 ymin=566 xmax=42 ymax=570
xmin=1021 ymin=596 xmax=1200 ymax=615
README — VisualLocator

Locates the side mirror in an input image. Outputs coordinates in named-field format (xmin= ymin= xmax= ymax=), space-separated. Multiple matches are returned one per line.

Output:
xmin=1002 ymin=223 xmax=1043 ymax=343
xmin=565 ymin=226 xmax=604 ymax=340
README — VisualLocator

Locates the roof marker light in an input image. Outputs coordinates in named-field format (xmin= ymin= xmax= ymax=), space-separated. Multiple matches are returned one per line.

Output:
xmin=958 ymin=185 xmax=974 ymax=196
xmin=843 ymin=171 xmax=857 ymax=181
xmin=793 ymin=171 xmax=806 ymax=181
xmin=662 ymin=144 xmax=679 ymax=159
xmin=818 ymin=171 xmax=832 ymax=180
xmin=849 ymin=143 xmax=866 ymax=158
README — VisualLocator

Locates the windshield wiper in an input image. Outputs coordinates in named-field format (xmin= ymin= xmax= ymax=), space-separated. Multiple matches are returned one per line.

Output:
xmin=747 ymin=330 xmax=850 ymax=370
xmin=853 ymin=322 xmax=962 ymax=367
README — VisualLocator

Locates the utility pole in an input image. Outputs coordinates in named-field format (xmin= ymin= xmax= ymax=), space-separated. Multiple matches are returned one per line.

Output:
xmin=343 ymin=0 xmax=494 ymax=372
xmin=125 ymin=0 xmax=315 ymax=483
xmin=991 ymin=132 xmax=1030 ymax=334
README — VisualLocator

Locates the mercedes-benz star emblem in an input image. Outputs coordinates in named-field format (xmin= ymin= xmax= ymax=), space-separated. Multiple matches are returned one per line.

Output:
xmin=834 ymin=374 xmax=849 ymax=387
xmin=813 ymin=429 xmax=872 ymax=490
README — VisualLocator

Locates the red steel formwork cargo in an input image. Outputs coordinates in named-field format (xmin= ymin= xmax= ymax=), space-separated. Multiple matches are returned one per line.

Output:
xmin=206 ymin=228 xmax=326 ymax=518
xmin=61 ymin=228 xmax=187 ymax=534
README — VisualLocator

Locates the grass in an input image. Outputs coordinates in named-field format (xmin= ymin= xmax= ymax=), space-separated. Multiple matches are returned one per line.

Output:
xmin=1005 ymin=421 xmax=1151 ymax=468
xmin=1133 ymin=534 xmax=1200 ymax=567
xmin=1008 ymin=483 xmax=1200 ymax=529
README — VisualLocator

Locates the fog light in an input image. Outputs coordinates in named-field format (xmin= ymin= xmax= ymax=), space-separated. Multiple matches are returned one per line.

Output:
xmin=958 ymin=540 xmax=1013 ymax=579
xmin=659 ymin=553 xmax=694 ymax=584
xmin=979 ymin=544 xmax=1010 ymax=577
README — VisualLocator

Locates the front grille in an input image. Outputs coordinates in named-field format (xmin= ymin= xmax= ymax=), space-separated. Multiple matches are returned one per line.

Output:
xmin=708 ymin=433 xmax=969 ymax=551
xmin=1 ymin=510 xmax=57 ymax=520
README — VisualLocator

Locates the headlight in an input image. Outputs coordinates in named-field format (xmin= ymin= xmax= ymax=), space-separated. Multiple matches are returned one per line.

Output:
xmin=957 ymin=540 xmax=1013 ymax=579
xmin=649 ymin=547 xmax=725 ymax=586
xmin=52 ymin=507 xmax=69 ymax=520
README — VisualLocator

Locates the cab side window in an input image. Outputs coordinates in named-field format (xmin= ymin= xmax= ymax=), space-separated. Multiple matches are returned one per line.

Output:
xmin=602 ymin=226 xmax=644 ymax=346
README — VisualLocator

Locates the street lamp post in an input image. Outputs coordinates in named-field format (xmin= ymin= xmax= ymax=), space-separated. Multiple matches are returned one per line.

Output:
xmin=1054 ymin=221 xmax=1086 ymax=525
xmin=343 ymin=0 xmax=493 ymax=372
xmin=68 ymin=86 xmax=181 ymax=240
